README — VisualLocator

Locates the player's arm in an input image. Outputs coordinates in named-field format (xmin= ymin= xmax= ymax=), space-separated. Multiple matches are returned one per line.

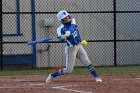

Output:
xmin=68 ymin=18 xmax=76 ymax=32
xmin=58 ymin=31 xmax=70 ymax=43
xmin=57 ymin=25 xmax=70 ymax=38
xmin=61 ymin=18 xmax=76 ymax=39
xmin=61 ymin=31 xmax=70 ymax=39
xmin=57 ymin=25 xmax=69 ymax=42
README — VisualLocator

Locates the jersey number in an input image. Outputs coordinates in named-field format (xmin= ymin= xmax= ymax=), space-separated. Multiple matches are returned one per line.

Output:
xmin=72 ymin=31 xmax=77 ymax=38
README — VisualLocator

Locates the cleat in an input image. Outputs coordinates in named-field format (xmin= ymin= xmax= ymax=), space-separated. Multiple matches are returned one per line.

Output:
xmin=46 ymin=73 xmax=53 ymax=84
xmin=95 ymin=77 xmax=102 ymax=82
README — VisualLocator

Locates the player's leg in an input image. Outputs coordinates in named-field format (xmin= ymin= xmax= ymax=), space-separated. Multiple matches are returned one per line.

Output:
xmin=77 ymin=45 xmax=102 ymax=82
xmin=46 ymin=46 xmax=77 ymax=83
xmin=62 ymin=46 xmax=77 ymax=74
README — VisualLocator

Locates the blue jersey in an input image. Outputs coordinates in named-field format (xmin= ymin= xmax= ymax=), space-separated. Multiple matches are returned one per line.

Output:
xmin=57 ymin=19 xmax=81 ymax=47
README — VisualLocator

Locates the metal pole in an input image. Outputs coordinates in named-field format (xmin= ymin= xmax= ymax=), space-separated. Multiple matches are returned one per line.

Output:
xmin=0 ymin=0 xmax=3 ymax=70
xmin=113 ymin=0 xmax=117 ymax=66
xmin=31 ymin=0 xmax=36 ymax=68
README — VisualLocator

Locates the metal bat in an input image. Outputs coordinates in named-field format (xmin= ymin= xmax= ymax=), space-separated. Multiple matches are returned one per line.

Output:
xmin=27 ymin=37 xmax=58 ymax=45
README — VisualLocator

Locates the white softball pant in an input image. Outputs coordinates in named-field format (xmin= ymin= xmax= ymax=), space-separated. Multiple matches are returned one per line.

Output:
xmin=62 ymin=44 xmax=91 ymax=74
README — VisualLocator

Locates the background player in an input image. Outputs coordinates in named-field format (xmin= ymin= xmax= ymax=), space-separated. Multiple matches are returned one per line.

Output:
xmin=46 ymin=10 xmax=102 ymax=84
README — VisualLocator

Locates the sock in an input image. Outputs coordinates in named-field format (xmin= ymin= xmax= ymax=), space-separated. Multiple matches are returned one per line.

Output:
xmin=51 ymin=68 xmax=64 ymax=78
xmin=86 ymin=64 xmax=98 ymax=78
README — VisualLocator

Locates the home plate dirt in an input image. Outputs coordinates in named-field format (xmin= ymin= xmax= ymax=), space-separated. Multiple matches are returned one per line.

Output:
xmin=0 ymin=73 xmax=140 ymax=93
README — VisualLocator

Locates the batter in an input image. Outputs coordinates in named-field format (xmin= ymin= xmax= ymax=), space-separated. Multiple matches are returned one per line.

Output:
xmin=46 ymin=10 xmax=102 ymax=83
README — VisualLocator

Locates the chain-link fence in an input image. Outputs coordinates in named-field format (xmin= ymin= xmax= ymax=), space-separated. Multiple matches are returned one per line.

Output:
xmin=1 ymin=0 xmax=140 ymax=70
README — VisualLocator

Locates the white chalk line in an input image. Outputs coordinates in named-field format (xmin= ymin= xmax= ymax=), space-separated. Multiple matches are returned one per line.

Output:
xmin=51 ymin=84 xmax=92 ymax=93
xmin=113 ymin=78 xmax=140 ymax=81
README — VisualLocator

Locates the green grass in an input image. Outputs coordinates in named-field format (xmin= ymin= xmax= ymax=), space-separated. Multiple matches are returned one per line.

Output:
xmin=73 ymin=66 xmax=140 ymax=74
xmin=0 ymin=66 xmax=140 ymax=76
xmin=96 ymin=66 xmax=140 ymax=73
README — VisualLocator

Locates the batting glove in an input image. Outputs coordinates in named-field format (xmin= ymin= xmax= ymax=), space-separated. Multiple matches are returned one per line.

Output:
xmin=58 ymin=37 xmax=65 ymax=43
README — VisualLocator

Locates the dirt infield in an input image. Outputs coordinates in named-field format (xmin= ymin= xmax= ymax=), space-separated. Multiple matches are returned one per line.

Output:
xmin=0 ymin=73 xmax=140 ymax=93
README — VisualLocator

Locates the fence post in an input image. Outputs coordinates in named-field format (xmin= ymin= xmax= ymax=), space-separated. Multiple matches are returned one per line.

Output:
xmin=31 ymin=0 xmax=36 ymax=68
xmin=16 ymin=0 xmax=20 ymax=35
xmin=113 ymin=0 xmax=117 ymax=66
xmin=0 ymin=0 xmax=3 ymax=70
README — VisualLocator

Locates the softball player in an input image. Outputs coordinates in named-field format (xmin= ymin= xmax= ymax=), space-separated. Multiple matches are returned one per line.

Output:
xmin=46 ymin=10 xmax=102 ymax=83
